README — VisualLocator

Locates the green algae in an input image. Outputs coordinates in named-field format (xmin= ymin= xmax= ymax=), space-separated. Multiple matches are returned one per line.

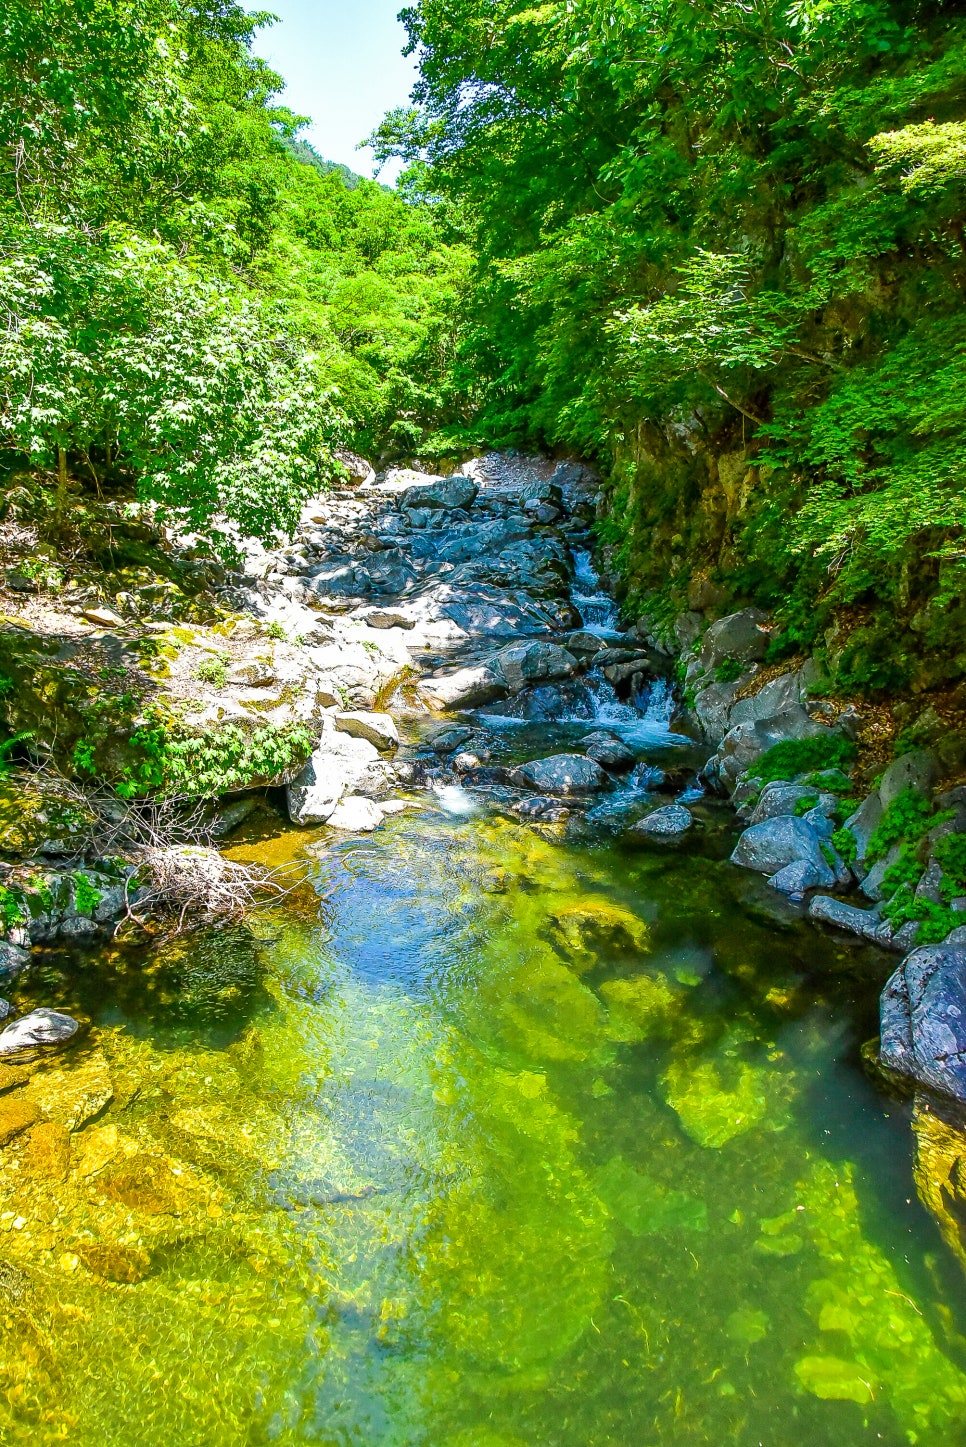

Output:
xmin=0 ymin=809 xmax=963 ymax=1444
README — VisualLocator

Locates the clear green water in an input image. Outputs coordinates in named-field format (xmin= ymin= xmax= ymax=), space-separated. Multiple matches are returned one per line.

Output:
xmin=4 ymin=804 xmax=966 ymax=1445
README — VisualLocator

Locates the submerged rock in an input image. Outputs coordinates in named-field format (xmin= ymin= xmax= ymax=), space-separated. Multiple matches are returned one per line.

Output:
xmin=509 ymin=754 xmax=607 ymax=796
xmin=0 ymin=1008 xmax=79 ymax=1056
xmin=0 ymin=1097 xmax=40 ymax=1145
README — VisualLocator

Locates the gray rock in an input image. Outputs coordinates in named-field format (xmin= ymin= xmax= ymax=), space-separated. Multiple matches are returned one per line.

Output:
xmin=0 ymin=999 xmax=11 ymax=1021
xmin=493 ymin=641 xmax=577 ymax=694
xmin=566 ymin=629 xmax=610 ymax=654
xmin=335 ymin=711 xmax=399 ymax=752
xmin=509 ymin=754 xmax=608 ymax=796
xmin=844 ymin=792 xmax=884 ymax=867
xmin=859 ymin=842 xmax=903 ymax=901
xmin=716 ymin=709 xmax=831 ymax=790
xmin=698 ymin=609 xmax=770 ymax=671
xmin=729 ymin=671 xmax=802 ymax=728
xmin=748 ymin=781 xmax=815 ymax=825
xmin=801 ymin=806 xmax=835 ymax=839
xmin=878 ymin=749 xmax=938 ymax=808
xmin=0 ymin=1008 xmax=79 ymax=1055
xmin=581 ymin=731 xmax=636 ymax=772
xmin=672 ymin=611 xmax=704 ymax=650
xmin=808 ymin=895 xmax=882 ymax=939
xmin=731 ymin=816 xmax=833 ymax=878
xmin=419 ymin=665 xmax=506 ymax=710
xmin=768 ymin=860 xmax=829 ymax=898
xmin=632 ymin=805 xmax=693 ymax=840
xmin=692 ymin=681 xmax=744 ymax=743
xmin=429 ymin=726 xmax=477 ymax=755
xmin=0 ymin=942 xmax=31 ymax=976
xmin=880 ymin=943 xmax=966 ymax=1100
xmin=399 ymin=477 xmax=478 ymax=511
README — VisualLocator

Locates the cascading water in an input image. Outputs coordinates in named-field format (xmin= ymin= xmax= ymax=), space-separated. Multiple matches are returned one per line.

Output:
xmin=570 ymin=548 xmax=620 ymax=636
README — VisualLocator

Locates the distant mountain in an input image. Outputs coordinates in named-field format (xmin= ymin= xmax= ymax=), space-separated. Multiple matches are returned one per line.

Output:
xmin=284 ymin=138 xmax=371 ymax=191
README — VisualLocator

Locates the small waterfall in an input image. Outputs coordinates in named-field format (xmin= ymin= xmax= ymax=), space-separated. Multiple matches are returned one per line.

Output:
xmin=571 ymin=549 xmax=619 ymax=635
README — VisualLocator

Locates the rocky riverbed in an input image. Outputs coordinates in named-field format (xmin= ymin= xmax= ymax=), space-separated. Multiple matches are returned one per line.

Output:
xmin=3 ymin=452 xmax=966 ymax=1441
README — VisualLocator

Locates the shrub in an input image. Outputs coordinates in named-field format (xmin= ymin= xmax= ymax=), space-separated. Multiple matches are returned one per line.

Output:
xmin=749 ymin=735 xmax=857 ymax=788
xmin=934 ymin=832 xmax=966 ymax=902
xmin=714 ymin=658 xmax=744 ymax=684
xmin=866 ymin=788 xmax=950 ymax=864
xmin=831 ymin=826 xmax=858 ymax=867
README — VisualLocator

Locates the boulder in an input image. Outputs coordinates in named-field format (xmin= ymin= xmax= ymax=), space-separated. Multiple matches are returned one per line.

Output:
xmin=748 ymin=781 xmax=816 ymax=826
xmin=715 ymin=708 xmax=832 ymax=790
xmin=698 ymin=609 xmax=770 ymax=671
xmin=731 ymin=816 xmax=835 ymax=879
xmin=510 ymin=754 xmax=608 ymax=796
xmin=335 ymin=711 xmax=399 ymax=752
xmin=493 ymin=641 xmax=577 ymax=694
xmin=287 ymin=733 xmax=388 ymax=826
xmin=581 ymin=731 xmax=636 ymax=772
xmin=729 ymin=672 xmax=803 ymax=729
xmin=82 ymin=606 xmax=124 ymax=628
xmin=878 ymin=749 xmax=938 ymax=808
xmin=632 ymin=805 xmax=694 ymax=840
xmin=334 ymin=448 xmax=376 ymax=486
xmin=0 ymin=1008 xmax=79 ymax=1056
xmin=419 ymin=665 xmax=506 ymax=710
xmin=399 ymin=477 xmax=478 ymax=511
xmin=880 ymin=944 xmax=966 ymax=1101
xmin=844 ymin=792 xmax=884 ymax=868
xmin=0 ymin=942 xmax=30 ymax=976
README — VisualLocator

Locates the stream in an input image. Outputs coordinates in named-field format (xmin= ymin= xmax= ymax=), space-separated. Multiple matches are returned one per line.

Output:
xmin=4 ymin=520 xmax=966 ymax=1445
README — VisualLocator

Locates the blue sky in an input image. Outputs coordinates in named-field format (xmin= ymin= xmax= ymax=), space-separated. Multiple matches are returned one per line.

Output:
xmin=251 ymin=0 xmax=418 ymax=182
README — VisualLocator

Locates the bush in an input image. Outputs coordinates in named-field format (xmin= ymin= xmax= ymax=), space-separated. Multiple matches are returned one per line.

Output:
xmin=866 ymin=788 xmax=949 ymax=864
xmin=749 ymin=735 xmax=857 ymax=789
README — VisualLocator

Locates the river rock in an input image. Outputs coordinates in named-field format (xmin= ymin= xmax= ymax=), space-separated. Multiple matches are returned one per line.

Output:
xmin=748 ymin=781 xmax=816 ymax=825
xmin=0 ymin=1097 xmax=40 ymax=1145
xmin=398 ymin=477 xmax=478 ymax=511
xmin=632 ymin=805 xmax=693 ymax=840
xmin=731 ymin=816 xmax=835 ymax=879
xmin=581 ymin=731 xmax=636 ymax=771
xmin=0 ymin=1008 xmax=79 ymax=1056
xmin=325 ymin=796 xmax=385 ymax=832
xmin=715 ymin=709 xmax=832 ymax=790
xmin=880 ymin=943 xmax=966 ymax=1101
xmin=729 ymin=671 xmax=803 ymax=728
xmin=768 ymin=859 xmax=830 ymax=899
xmin=0 ymin=942 xmax=30 ymax=976
xmin=492 ymin=641 xmax=577 ymax=693
xmin=287 ymin=733 xmax=388 ymax=825
xmin=420 ymin=665 xmax=506 ymax=710
xmin=510 ymin=754 xmax=608 ymax=796
xmin=335 ymin=711 xmax=399 ymax=751
xmin=808 ymin=894 xmax=882 ymax=938
xmin=364 ymin=609 xmax=415 ymax=630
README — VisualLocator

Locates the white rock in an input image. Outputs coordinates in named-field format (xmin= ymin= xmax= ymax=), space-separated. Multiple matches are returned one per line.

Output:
xmin=335 ymin=711 xmax=399 ymax=751
xmin=0 ymin=1008 xmax=78 ymax=1055
xmin=326 ymin=797 xmax=385 ymax=831
xmin=287 ymin=733 xmax=383 ymax=825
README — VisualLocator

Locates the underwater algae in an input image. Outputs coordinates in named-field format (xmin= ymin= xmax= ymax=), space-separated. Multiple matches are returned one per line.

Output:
xmin=0 ymin=811 xmax=964 ymax=1444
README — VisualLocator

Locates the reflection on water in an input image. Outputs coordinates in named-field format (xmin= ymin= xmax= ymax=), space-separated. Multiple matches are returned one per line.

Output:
xmin=2 ymin=810 xmax=966 ymax=1445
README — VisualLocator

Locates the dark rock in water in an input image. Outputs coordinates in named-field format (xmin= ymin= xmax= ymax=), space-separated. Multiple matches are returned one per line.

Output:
xmin=393 ymin=760 xmax=429 ymax=786
xmin=567 ymin=629 xmax=611 ymax=654
xmin=511 ymin=796 xmax=571 ymax=822
xmin=631 ymin=805 xmax=693 ymax=840
xmin=881 ymin=944 xmax=966 ymax=1101
xmin=581 ymin=730 xmax=636 ymax=772
xmin=460 ymin=766 xmax=513 ymax=787
xmin=483 ymin=680 xmax=598 ymax=721
xmin=769 ymin=860 xmax=831 ymax=900
xmin=492 ymin=640 xmax=577 ymax=693
xmin=0 ymin=1008 xmax=79 ymax=1055
xmin=510 ymin=754 xmax=608 ymax=796
xmin=429 ymin=726 xmax=477 ymax=755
